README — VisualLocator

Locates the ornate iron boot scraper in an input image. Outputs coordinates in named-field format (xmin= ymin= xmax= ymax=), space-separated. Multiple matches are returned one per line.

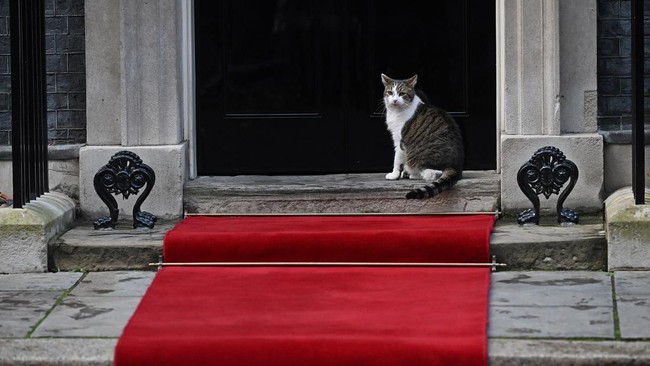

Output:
xmin=516 ymin=146 xmax=579 ymax=225
xmin=93 ymin=151 xmax=157 ymax=229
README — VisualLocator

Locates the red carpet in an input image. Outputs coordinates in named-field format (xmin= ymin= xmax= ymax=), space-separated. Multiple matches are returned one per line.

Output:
xmin=115 ymin=215 xmax=495 ymax=366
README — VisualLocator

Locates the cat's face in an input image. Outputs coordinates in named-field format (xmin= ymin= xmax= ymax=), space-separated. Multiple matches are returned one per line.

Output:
xmin=381 ymin=74 xmax=417 ymax=110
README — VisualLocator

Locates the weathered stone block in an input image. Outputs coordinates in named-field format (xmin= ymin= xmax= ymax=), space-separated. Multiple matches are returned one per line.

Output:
xmin=606 ymin=187 xmax=650 ymax=271
xmin=501 ymin=134 xmax=604 ymax=215
xmin=0 ymin=192 xmax=75 ymax=273
xmin=79 ymin=143 xmax=187 ymax=221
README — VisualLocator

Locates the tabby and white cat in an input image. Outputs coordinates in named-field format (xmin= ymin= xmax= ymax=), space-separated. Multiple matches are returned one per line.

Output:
xmin=381 ymin=74 xmax=464 ymax=199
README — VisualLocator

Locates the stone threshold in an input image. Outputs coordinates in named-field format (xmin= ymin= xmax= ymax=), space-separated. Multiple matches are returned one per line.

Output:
xmin=184 ymin=171 xmax=501 ymax=214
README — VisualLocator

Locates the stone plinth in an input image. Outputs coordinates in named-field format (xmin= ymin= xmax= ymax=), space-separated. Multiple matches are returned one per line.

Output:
xmin=606 ymin=187 xmax=650 ymax=271
xmin=79 ymin=143 xmax=187 ymax=221
xmin=0 ymin=192 xmax=76 ymax=273
xmin=501 ymin=134 xmax=604 ymax=215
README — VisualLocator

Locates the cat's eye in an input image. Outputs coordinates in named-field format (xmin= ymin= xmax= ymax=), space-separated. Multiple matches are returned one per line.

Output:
xmin=386 ymin=91 xmax=393 ymax=96
xmin=399 ymin=92 xmax=406 ymax=97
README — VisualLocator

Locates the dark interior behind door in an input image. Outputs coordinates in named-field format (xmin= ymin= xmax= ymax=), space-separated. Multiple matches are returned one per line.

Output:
xmin=195 ymin=0 xmax=496 ymax=175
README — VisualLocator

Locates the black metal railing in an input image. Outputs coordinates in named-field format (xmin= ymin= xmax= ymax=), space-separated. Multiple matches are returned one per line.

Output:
xmin=10 ymin=0 xmax=48 ymax=208
xmin=632 ymin=0 xmax=647 ymax=205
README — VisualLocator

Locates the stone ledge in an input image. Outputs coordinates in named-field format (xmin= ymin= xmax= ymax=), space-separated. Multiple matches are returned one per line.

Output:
xmin=2 ymin=338 xmax=649 ymax=366
xmin=0 ymin=192 xmax=76 ymax=273
xmin=601 ymin=130 xmax=650 ymax=144
xmin=0 ymin=338 xmax=116 ymax=366
xmin=488 ymin=339 xmax=650 ymax=366
xmin=605 ymin=187 xmax=650 ymax=271
xmin=0 ymin=144 xmax=84 ymax=160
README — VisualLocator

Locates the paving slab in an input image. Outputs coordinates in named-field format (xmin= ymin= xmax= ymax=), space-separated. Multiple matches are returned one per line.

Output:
xmin=490 ymin=271 xmax=613 ymax=306
xmin=0 ymin=270 xmax=649 ymax=365
xmin=614 ymin=271 xmax=650 ymax=339
xmin=489 ymin=305 xmax=614 ymax=338
xmin=32 ymin=271 xmax=155 ymax=338
xmin=71 ymin=271 xmax=156 ymax=297
xmin=0 ymin=272 xmax=83 ymax=337
xmin=32 ymin=296 xmax=143 ymax=337
xmin=489 ymin=271 xmax=614 ymax=339
xmin=0 ymin=292 xmax=64 ymax=337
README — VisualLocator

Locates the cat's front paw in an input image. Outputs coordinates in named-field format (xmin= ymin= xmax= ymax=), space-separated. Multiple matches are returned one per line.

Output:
xmin=386 ymin=171 xmax=401 ymax=180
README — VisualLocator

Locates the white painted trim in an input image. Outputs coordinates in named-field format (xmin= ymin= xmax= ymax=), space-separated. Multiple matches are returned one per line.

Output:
xmin=495 ymin=0 xmax=504 ymax=173
xmin=180 ymin=0 xmax=197 ymax=179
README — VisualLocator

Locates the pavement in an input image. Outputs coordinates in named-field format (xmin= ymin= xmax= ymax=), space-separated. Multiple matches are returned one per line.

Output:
xmin=1 ymin=270 xmax=650 ymax=365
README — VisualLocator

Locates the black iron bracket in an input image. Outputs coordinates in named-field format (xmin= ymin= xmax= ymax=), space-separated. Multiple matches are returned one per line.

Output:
xmin=93 ymin=151 xmax=157 ymax=230
xmin=516 ymin=146 xmax=579 ymax=225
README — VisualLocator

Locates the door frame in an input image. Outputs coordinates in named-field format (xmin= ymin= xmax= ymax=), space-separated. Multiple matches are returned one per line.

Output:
xmin=181 ymin=0 xmax=501 ymax=179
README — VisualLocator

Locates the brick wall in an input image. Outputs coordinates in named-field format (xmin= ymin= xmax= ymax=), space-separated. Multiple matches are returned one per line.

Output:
xmin=0 ymin=0 xmax=85 ymax=146
xmin=597 ymin=0 xmax=650 ymax=139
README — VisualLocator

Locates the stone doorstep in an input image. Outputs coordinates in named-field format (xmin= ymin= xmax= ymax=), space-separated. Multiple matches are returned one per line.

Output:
xmin=183 ymin=171 xmax=502 ymax=214
xmin=49 ymin=217 xmax=607 ymax=272
xmin=50 ymin=171 xmax=606 ymax=271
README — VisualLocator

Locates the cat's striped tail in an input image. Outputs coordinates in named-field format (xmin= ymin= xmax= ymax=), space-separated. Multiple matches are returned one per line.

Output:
xmin=405 ymin=168 xmax=461 ymax=199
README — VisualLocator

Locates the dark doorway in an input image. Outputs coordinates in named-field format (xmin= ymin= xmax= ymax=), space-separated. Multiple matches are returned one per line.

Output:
xmin=195 ymin=0 xmax=496 ymax=175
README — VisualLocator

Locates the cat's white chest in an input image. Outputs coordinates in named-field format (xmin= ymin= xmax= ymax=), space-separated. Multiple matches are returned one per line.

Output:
xmin=385 ymin=96 xmax=421 ymax=139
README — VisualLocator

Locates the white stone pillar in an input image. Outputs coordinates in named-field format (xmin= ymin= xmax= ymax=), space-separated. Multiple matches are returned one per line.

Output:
xmin=81 ymin=0 xmax=190 ymax=220
xmin=501 ymin=0 xmax=560 ymax=136
xmin=498 ymin=0 xmax=604 ymax=215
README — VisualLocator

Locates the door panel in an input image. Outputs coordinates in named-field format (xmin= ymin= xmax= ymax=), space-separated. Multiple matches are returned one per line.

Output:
xmin=222 ymin=2 xmax=320 ymax=116
xmin=195 ymin=0 xmax=495 ymax=175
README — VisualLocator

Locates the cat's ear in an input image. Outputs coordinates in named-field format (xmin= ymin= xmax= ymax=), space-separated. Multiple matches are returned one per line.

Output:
xmin=405 ymin=75 xmax=418 ymax=88
xmin=381 ymin=73 xmax=392 ymax=86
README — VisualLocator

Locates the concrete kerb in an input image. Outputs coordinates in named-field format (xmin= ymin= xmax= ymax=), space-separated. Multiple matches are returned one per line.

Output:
xmin=605 ymin=187 xmax=650 ymax=271
xmin=0 ymin=192 xmax=76 ymax=273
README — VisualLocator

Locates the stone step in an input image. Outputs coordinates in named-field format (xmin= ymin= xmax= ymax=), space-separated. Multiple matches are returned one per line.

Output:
xmin=491 ymin=217 xmax=607 ymax=271
xmin=51 ymin=171 xmax=605 ymax=271
xmin=49 ymin=218 xmax=606 ymax=272
xmin=183 ymin=172 xmax=500 ymax=214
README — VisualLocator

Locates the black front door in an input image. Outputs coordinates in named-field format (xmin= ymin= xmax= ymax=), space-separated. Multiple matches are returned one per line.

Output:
xmin=195 ymin=1 xmax=496 ymax=175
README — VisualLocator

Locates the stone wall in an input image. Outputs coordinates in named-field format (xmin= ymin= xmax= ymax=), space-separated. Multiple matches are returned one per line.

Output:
xmin=0 ymin=0 xmax=86 ymax=146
